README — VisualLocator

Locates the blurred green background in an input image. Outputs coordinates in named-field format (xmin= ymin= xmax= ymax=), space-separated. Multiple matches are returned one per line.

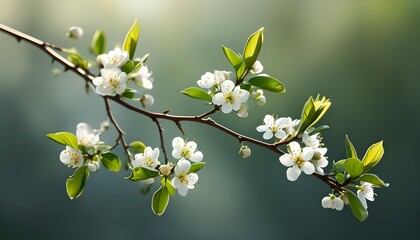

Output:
xmin=1 ymin=0 xmax=419 ymax=239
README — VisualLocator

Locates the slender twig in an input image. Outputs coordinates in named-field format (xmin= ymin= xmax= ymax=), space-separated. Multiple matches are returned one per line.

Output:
xmin=104 ymin=97 xmax=131 ymax=162
xmin=153 ymin=119 xmax=169 ymax=164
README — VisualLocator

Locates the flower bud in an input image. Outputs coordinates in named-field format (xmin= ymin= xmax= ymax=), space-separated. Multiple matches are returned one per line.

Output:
xmin=159 ymin=164 xmax=172 ymax=176
xmin=237 ymin=104 xmax=248 ymax=118
xmin=141 ymin=94 xmax=154 ymax=108
xmin=239 ymin=146 xmax=251 ymax=158
xmin=256 ymin=95 xmax=266 ymax=106
xmin=88 ymin=161 xmax=100 ymax=172
xmin=340 ymin=194 xmax=349 ymax=205
xmin=250 ymin=60 xmax=263 ymax=74
xmin=67 ymin=26 xmax=83 ymax=39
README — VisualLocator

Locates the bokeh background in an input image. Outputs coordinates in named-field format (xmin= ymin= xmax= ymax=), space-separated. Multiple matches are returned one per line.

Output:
xmin=1 ymin=0 xmax=419 ymax=239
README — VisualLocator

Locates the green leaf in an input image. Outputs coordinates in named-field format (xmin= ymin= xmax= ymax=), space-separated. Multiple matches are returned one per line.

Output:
xmin=121 ymin=87 xmax=138 ymax=100
xmin=121 ymin=60 xmax=134 ymax=74
xmin=362 ymin=141 xmax=384 ymax=172
xmin=189 ymin=162 xmax=205 ymax=173
xmin=332 ymin=160 xmax=346 ymax=173
xmin=243 ymin=27 xmax=264 ymax=69
xmin=160 ymin=177 xmax=175 ymax=195
xmin=306 ymin=125 xmax=329 ymax=135
xmin=296 ymin=95 xmax=331 ymax=134
xmin=345 ymin=191 xmax=368 ymax=221
xmin=67 ymin=54 xmax=89 ymax=70
xmin=247 ymin=75 xmax=285 ymax=93
xmin=47 ymin=132 xmax=79 ymax=150
xmin=344 ymin=157 xmax=364 ymax=179
xmin=123 ymin=19 xmax=140 ymax=60
xmin=101 ymin=152 xmax=121 ymax=172
xmin=130 ymin=141 xmax=146 ymax=153
xmin=222 ymin=45 xmax=245 ymax=79
xmin=127 ymin=167 xmax=159 ymax=181
xmin=357 ymin=173 xmax=389 ymax=187
xmin=152 ymin=186 xmax=170 ymax=216
xmin=345 ymin=135 xmax=358 ymax=159
xmin=66 ymin=166 xmax=89 ymax=199
xmin=181 ymin=87 xmax=212 ymax=102
xmin=91 ymin=30 xmax=106 ymax=55
xmin=335 ymin=173 xmax=345 ymax=185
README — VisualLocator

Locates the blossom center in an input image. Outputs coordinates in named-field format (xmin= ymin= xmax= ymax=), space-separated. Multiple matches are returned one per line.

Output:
xmin=109 ymin=74 xmax=120 ymax=89
xmin=181 ymin=148 xmax=192 ymax=159
xmin=67 ymin=150 xmax=82 ymax=165
xmin=294 ymin=157 xmax=305 ymax=167
xmin=178 ymin=173 xmax=188 ymax=184
xmin=225 ymin=93 xmax=235 ymax=104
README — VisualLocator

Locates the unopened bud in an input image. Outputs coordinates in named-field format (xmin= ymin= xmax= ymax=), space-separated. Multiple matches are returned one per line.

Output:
xmin=256 ymin=95 xmax=266 ymax=106
xmin=67 ymin=26 xmax=83 ymax=39
xmin=250 ymin=60 xmax=264 ymax=74
xmin=159 ymin=164 xmax=172 ymax=176
xmin=141 ymin=94 xmax=154 ymax=108
xmin=239 ymin=146 xmax=251 ymax=158
xmin=88 ymin=161 xmax=100 ymax=172
xmin=237 ymin=104 xmax=248 ymax=118
xmin=340 ymin=194 xmax=349 ymax=205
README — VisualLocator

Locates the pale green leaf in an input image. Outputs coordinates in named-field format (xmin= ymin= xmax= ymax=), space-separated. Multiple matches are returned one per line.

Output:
xmin=66 ymin=166 xmax=89 ymax=199
xmin=362 ymin=141 xmax=384 ymax=172
xmin=101 ymin=152 xmax=121 ymax=172
xmin=47 ymin=132 xmax=79 ymax=150
xmin=345 ymin=135 xmax=358 ymax=159
xmin=123 ymin=20 xmax=140 ymax=60
xmin=357 ymin=173 xmax=389 ymax=187
xmin=130 ymin=141 xmax=146 ymax=153
xmin=189 ymin=162 xmax=205 ymax=173
xmin=152 ymin=186 xmax=170 ymax=215
xmin=126 ymin=167 xmax=159 ymax=181
xmin=181 ymin=87 xmax=212 ymax=101
xmin=247 ymin=75 xmax=285 ymax=93
xmin=345 ymin=191 xmax=369 ymax=221
xmin=243 ymin=27 xmax=264 ymax=69
xmin=91 ymin=30 xmax=106 ymax=55
xmin=344 ymin=157 xmax=364 ymax=179
xmin=222 ymin=45 xmax=245 ymax=79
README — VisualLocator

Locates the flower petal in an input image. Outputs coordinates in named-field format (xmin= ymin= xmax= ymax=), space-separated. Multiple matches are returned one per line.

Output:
xmin=279 ymin=154 xmax=294 ymax=167
xmin=172 ymin=137 xmax=185 ymax=151
xmin=256 ymin=125 xmax=268 ymax=132
xmin=172 ymin=177 xmax=181 ymax=188
xmin=178 ymin=183 xmax=188 ymax=196
xmin=190 ymin=151 xmax=203 ymax=162
xmin=321 ymin=196 xmax=332 ymax=209
xmin=263 ymin=131 xmax=274 ymax=140
xmin=275 ymin=130 xmax=286 ymax=140
xmin=221 ymin=103 xmax=233 ymax=113
xmin=302 ymin=162 xmax=315 ymax=175
xmin=212 ymin=92 xmax=225 ymax=106
xmin=263 ymin=115 xmax=274 ymax=126
xmin=286 ymin=166 xmax=301 ymax=181
xmin=176 ymin=159 xmax=191 ymax=174
xmin=187 ymin=173 xmax=199 ymax=186
xmin=220 ymin=80 xmax=234 ymax=94
xmin=302 ymin=147 xmax=314 ymax=160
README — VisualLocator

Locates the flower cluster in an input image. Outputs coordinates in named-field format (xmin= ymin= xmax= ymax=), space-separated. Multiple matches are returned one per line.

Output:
xmin=59 ymin=122 xmax=107 ymax=172
xmin=92 ymin=47 xmax=155 ymax=108
xmin=130 ymin=137 xmax=203 ymax=197
xmin=196 ymin=60 xmax=266 ymax=117
xmin=278 ymin=132 xmax=328 ymax=181
xmin=256 ymin=114 xmax=300 ymax=141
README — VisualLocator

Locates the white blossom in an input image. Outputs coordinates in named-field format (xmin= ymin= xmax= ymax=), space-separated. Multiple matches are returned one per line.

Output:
xmin=321 ymin=194 xmax=344 ymax=211
xmin=76 ymin=123 xmax=100 ymax=148
xmin=302 ymin=132 xmax=328 ymax=173
xmin=60 ymin=146 xmax=83 ymax=168
xmin=131 ymin=65 xmax=153 ymax=89
xmin=357 ymin=182 xmax=375 ymax=209
xmin=132 ymin=147 xmax=160 ymax=170
xmin=252 ymin=89 xmax=266 ymax=106
xmin=97 ymin=47 xmax=129 ymax=68
xmin=214 ymin=70 xmax=230 ymax=87
xmin=171 ymin=159 xmax=199 ymax=196
xmin=197 ymin=72 xmax=215 ymax=89
xmin=172 ymin=137 xmax=203 ymax=162
xmin=256 ymin=115 xmax=289 ymax=140
xmin=93 ymin=67 xmax=127 ymax=96
xmin=67 ymin=26 xmax=83 ymax=39
xmin=279 ymin=141 xmax=315 ymax=181
xmin=212 ymin=80 xmax=250 ymax=113
xmin=250 ymin=60 xmax=263 ymax=74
